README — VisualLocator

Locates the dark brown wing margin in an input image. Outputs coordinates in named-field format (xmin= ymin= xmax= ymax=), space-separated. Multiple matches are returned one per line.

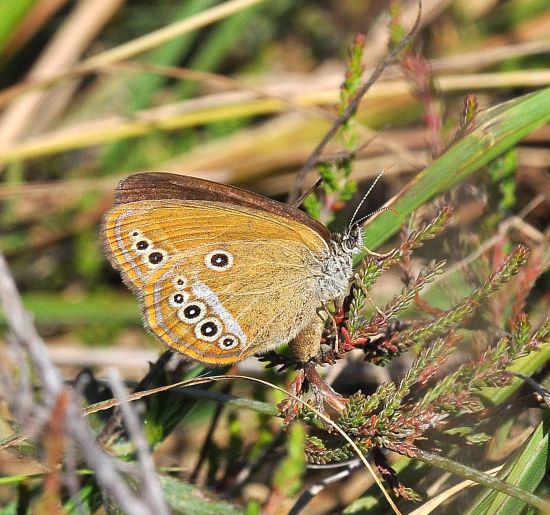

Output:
xmin=114 ymin=172 xmax=331 ymax=242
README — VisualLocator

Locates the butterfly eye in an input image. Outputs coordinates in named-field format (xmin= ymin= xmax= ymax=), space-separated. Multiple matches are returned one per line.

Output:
xmin=194 ymin=317 xmax=222 ymax=342
xmin=173 ymin=275 xmax=187 ymax=289
xmin=169 ymin=292 xmax=189 ymax=308
xmin=177 ymin=301 xmax=206 ymax=324
xmin=218 ymin=335 xmax=239 ymax=350
xmin=205 ymin=250 xmax=233 ymax=271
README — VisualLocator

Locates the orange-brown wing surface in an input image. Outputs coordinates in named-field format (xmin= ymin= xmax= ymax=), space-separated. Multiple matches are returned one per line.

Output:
xmin=101 ymin=200 xmax=329 ymax=364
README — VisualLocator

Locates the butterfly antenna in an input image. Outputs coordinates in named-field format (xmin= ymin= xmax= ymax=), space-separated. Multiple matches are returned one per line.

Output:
xmin=353 ymin=205 xmax=397 ymax=228
xmin=348 ymin=167 xmax=389 ymax=231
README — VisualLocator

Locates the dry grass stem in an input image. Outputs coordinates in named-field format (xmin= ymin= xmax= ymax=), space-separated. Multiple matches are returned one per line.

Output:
xmin=0 ymin=0 xmax=123 ymax=146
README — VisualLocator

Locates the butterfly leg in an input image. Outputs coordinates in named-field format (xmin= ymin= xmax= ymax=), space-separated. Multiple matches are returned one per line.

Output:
xmin=278 ymin=320 xmax=324 ymax=424
xmin=312 ymin=304 xmax=354 ymax=357
xmin=288 ymin=319 xmax=348 ymax=413
xmin=318 ymin=304 xmax=345 ymax=356
xmin=314 ymin=303 xmax=338 ymax=342
xmin=303 ymin=361 xmax=347 ymax=412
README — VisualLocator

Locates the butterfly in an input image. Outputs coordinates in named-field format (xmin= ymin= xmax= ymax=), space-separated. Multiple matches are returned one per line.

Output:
xmin=101 ymin=172 xmax=363 ymax=365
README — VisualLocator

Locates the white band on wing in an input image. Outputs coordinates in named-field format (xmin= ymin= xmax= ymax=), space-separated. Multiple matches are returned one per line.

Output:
xmin=192 ymin=281 xmax=247 ymax=344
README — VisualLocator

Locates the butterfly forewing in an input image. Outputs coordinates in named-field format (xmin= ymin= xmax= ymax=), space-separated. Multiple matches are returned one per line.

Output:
xmin=102 ymin=199 xmax=330 ymax=364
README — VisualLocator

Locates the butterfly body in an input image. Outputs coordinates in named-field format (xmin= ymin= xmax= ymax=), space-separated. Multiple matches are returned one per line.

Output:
xmin=102 ymin=173 xmax=362 ymax=365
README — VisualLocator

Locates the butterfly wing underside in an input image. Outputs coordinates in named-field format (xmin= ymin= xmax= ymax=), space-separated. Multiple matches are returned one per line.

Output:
xmin=102 ymin=200 xmax=329 ymax=364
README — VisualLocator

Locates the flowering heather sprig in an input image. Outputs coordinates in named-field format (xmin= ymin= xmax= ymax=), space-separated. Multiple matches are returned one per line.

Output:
xmin=470 ymin=244 xmax=529 ymax=303
xmin=512 ymin=313 xmax=531 ymax=350
xmin=339 ymin=34 xmax=366 ymax=148
xmin=386 ymin=260 xmax=446 ymax=318
xmin=304 ymin=34 xmax=367 ymax=223
xmin=388 ymin=245 xmax=529 ymax=357
xmin=305 ymin=436 xmax=358 ymax=464
xmin=390 ymin=0 xmax=443 ymax=157
xmin=361 ymin=205 xmax=452 ymax=289
xmin=532 ymin=316 xmax=550 ymax=347
xmin=418 ymin=316 xmax=549 ymax=418
xmin=451 ymin=92 xmax=480 ymax=144
xmin=402 ymin=52 xmax=443 ymax=156
xmin=337 ymin=391 xmax=383 ymax=433
xmin=353 ymin=260 xmax=446 ymax=342
xmin=347 ymin=207 xmax=453 ymax=335
xmin=395 ymin=303 xmax=475 ymax=353
xmin=340 ymin=35 xmax=366 ymax=114
xmin=336 ymin=382 xmax=398 ymax=435
xmin=510 ymin=250 xmax=542 ymax=323
xmin=372 ymin=448 xmax=423 ymax=501
xmin=304 ymin=237 xmax=541 ymax=468
xmin=303 ymin=230 xmax=540 ymax=475
xmin=378 ymin=337 xmax=455 ymax=422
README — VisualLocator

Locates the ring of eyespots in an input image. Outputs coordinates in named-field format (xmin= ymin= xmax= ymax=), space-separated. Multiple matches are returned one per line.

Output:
xmin=194 ymin=317 xmax=222 ymax=342
xmin=204 ymin=250 xmax=233 ymax=271
xmin=177 ymin=301 xmax=206 ymax=324
xmin=129 ymin=230 xmax=167 ymax=268
xmin=218 ymin=334 xmax=239 ymax=350
xmin=166 ymin=267 xmax=236 ymax=348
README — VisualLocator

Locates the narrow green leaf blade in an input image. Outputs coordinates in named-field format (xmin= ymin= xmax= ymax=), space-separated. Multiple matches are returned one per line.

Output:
xmin=361 ymin=88 xmax=550 ymax=254
xmin=0 ymin=0 xmax=36 ymax=55
xmin=469 ymin=413 xmax=550 ymax=515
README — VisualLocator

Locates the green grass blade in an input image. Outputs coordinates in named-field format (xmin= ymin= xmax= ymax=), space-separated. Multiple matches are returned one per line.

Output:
xmin=481 ymin=341 xmax=550 ymax=405
xmin=361 ymin=88 xmax=550 ymax=254
xmin=0 ymin=292 xmax=140 ymax=327
xmin=469 ymin=413 xmax=550 ymax=514
xmin=0 ymin=0 xmax=36 ymax=56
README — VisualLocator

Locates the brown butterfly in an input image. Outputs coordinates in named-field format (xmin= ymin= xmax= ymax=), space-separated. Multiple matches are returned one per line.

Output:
xmin=101 ymin=172 xmax=363 ymax=365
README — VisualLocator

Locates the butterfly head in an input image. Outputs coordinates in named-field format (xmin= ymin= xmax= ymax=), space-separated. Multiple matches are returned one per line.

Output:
xmin=335 ymin=223 xmax=363 ymax=256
